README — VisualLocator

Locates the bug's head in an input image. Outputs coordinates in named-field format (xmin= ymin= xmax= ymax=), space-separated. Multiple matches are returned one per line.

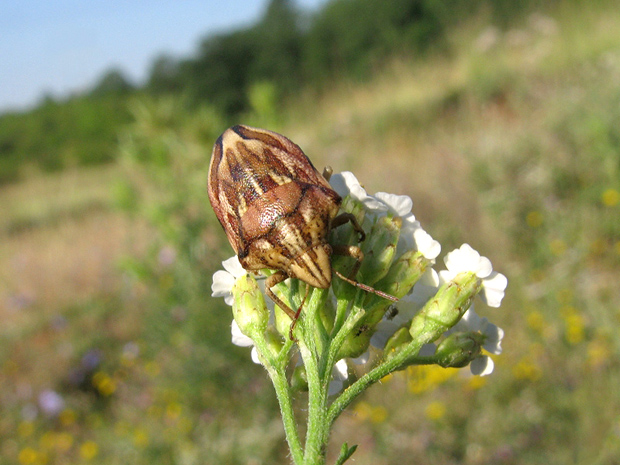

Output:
xmin=287 ymin=244 xmax=333 ymax=289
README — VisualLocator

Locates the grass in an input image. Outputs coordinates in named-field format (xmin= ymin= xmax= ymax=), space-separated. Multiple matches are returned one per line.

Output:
xmin=2 ymin=1 xmax=620 ymax=464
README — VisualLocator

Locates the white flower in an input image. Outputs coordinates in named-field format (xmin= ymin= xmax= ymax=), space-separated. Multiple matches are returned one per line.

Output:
xmin=38 ymin=390 xmax=64 ymax=416
xmin=351 ymin=351 xmax=370 ymax=365
xmin=212 ymin=256 xmax=246 ymax=306
xmin=448 ymin=306 xmax=504 ymax=376
xmin=410 ymin=226 xmax=441 ymax=260
xmin=330 ymin=171 xmax=440 ymax=261
xmin=453 ymin=307 xmax=504 ymax=355
xmin=231 ymin=320 xmax=261 ymax=365
xmin=470 ymin=356 xmax=494 ymax=376
xmin=439 ymin=244 xmax=507 ymax=307
xmin=211 ymin=172 xmax=507 ymax=378
xmin=329 ymin=171 xmax=384 ymax=211
xmin=328 ymin=359 xmax=350 ymax=395
xmin=479 ymin=271 xmax=508 ymax=308
xmin=372 ymin=192 xmax=439 ymax=260
xmin=373 ymin=192 xmax=413 ymax=216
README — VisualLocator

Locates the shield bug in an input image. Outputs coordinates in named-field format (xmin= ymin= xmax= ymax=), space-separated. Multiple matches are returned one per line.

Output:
xmin=208 ymin=125 xmax=397 ymax=331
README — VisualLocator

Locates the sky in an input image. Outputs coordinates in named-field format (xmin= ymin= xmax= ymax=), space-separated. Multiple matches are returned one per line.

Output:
xmin=0 ymin=0 xmax=327 ymax=113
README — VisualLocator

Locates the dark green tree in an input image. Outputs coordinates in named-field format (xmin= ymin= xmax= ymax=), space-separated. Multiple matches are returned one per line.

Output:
xmin=89 ymin=68 xmax=134 ymax=97
xmin=147 ymin=54 xmax=183 ymax=95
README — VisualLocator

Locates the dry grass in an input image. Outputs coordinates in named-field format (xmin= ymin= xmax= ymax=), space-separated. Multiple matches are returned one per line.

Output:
xmin=0 ymin=166 xmax=149 ymax=338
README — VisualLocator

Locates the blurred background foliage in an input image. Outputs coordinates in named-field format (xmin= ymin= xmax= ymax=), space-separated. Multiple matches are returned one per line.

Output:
xmin=1 ymin=0 xmax=620 ymax=464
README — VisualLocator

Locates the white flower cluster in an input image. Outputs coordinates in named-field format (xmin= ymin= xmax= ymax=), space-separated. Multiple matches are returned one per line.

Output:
xmin=212 ymin=171 xmax=507 ymax=381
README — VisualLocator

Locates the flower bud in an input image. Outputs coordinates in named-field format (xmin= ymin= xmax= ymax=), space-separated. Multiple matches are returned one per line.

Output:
xmin=341 ymin=197 xmax=367 ymax=228
xmin=337 ymin=324 xmax=372 ymax=360
xmin=291 ymin=365 xmax=308 ymax=392
xmin=409 ymin=271 xmax=481 ymax=344
xmin=362 ymin=250 xmax=430 ymax=316
xmin=330 ymin=198 xmax=367 ymax=248
xmin=435 ymin=332 xmax=484 ymax=368
xmin=378 ymin=250 xmax=429 ymax=299
xmin=382 ymin=327 xmax=412 ymax=363
xmin=232 ymin=274 xmax=269 ymax=341
xmin=358 ymin=215 xmax=401 ymax=285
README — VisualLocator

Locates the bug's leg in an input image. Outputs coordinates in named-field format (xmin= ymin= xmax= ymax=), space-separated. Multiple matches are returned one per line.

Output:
xmin=332 ymin=244 xmax=364 ymax=279
xmin=265 ymin=271 xmax=308 ymax=340
xmin=266 ymin=271 xmax=296 ymax=320
xmin=332 ymin=245 xmax=399 ymax=303
xmin=331 ymin=213 xmax=365 ymax=242
xmin=288 ymin=284 xmax=310 ymax=340
xmin=322 ymin=166 xmax=333 ymax=181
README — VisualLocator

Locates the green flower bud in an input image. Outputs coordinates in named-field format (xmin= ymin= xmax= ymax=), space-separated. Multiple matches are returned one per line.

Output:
xmin=291 ymin=365 xmax=308 ymax=392
xmin=341 ymin=197 xmax=366 ymax=228
xmin=330 ymin=198 xmax=366 ymax=248
xmin=232 ymin=274 xmax=269 ymax=341
xmin=377 ymin=250 xmax=429 ymax=299
xmin=265 ymin=329 xmax=285 ymax=357
xmin=383 ymin=326 xmax=412 ymax=363
xmin=362 ymin=250 xmax=430 ymax=315
xmin=435 ymin=332 xmax=484 ymax=368
xmin=274 ymin=301 xmax=293 ymax=340
xmin=409 ymin=272 xmax=481 ymax=344
xmin=337 ymin=323 xmax=373 ymax=360
xmin=358 ymin=215 xmax=401 ymax=285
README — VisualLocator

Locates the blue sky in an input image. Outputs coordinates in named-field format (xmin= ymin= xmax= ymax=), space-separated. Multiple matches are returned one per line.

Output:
xmin=0 ymin=0 xmax=327 ymax=113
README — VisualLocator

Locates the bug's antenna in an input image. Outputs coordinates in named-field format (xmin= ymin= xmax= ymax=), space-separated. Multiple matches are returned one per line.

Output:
xmin=334 ymin=270 xmax=398 ymax=302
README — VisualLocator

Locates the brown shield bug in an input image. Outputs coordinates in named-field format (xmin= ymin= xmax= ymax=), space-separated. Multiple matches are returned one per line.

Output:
xmin=208 ymin=125 xmax=397 ymax=333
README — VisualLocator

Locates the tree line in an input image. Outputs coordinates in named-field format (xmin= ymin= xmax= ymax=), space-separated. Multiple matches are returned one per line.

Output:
xmin=0 ymin=0 xmax=551 ymax=184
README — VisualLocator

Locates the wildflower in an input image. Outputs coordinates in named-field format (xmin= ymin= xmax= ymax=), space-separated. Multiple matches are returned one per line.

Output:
xmin=526 ymin=210 xmax=543 ymax=228
xmin=211 ymin=172 xmax=506 ymax=380
xmin=425 ymin=401 xmax=447 ymax=421
xmin=370 ymin=268 xmax=439 ymax=350
xmin=79 ymin=441 xmax=99 ymax=460
xmin=330 ymin=172 xmax=440 ymax=260
xmin=207 ymin=152 xmax=508 ymax=464
xmin=211 ymin=256 xmax=247 ymax=306
xmin=439 ymin=243 xmax=507 ymax=308
xmin=158 ymin=245 xmax=177 ymax=267
xmin=601 ymin=188 xmax=619 ymax=207
xmin=328 ymin=360 xmax=350 ymax=395
xmin=449 ymin=306 xmax=504 ymax=376
xmin=38 ymin=390 xmax=64 ymax=417
xmin=231 ymin=320 xmax=261 ymax=365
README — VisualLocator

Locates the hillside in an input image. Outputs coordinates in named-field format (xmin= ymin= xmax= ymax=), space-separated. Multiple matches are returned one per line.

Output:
xmin=1 ymin=1 xmax=620 ymax=464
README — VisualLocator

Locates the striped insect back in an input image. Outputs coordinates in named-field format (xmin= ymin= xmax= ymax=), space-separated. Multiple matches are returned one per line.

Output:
xmin=208 ymin=125 xmax=397 ymax=328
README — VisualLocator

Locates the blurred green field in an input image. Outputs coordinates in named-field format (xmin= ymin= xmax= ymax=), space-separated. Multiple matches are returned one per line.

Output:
xmin=2 ymin=2 xmax=620 ymax=464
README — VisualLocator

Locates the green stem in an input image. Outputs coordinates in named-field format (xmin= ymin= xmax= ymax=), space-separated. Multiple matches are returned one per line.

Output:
xmin=327 ymin=338 xmax=424 ymax=426
xmin=299 ymin=338 xmax=329 ymax=465
xmin=270 ymin=366 xmax=305 ymax=465
xmin=324 ymin=306 xmax=364 ymax=378
xmin=255 ymin=338 xmax=304 ymax=465
xmin=301 ymin=296 xmax=368 ymax=464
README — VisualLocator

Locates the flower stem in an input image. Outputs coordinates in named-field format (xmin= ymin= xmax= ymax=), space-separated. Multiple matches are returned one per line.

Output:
xmin=299 ymin=338 xmax=329 ymax=465
xmin=327 ymin=338 xmax=424 ymax=426
xmin=255 ymin=336 xmax=304 ymax=465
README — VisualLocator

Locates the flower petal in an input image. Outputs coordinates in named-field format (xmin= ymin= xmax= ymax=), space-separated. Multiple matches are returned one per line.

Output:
xmin=212 ymin=270 xmax=235 ymax=296
xmin=482 ymin=323 xmax=504 ymax=355
xmin=412 ymin=227 xmax=441 ymax=260
xmin=330 ymin=171 xmax=385 ymax=210
xmin=470 ymin=356 xmax=494 ymax=376
xmin=222 ymin=256 xmax=245 ymax=278
xmin=480 ymin=272 xmax=508 ymax=307
xmin=231 ymin=320 xmax=254 ymax=347
xmin=373 ymin=192 xmax=413 ymax=216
